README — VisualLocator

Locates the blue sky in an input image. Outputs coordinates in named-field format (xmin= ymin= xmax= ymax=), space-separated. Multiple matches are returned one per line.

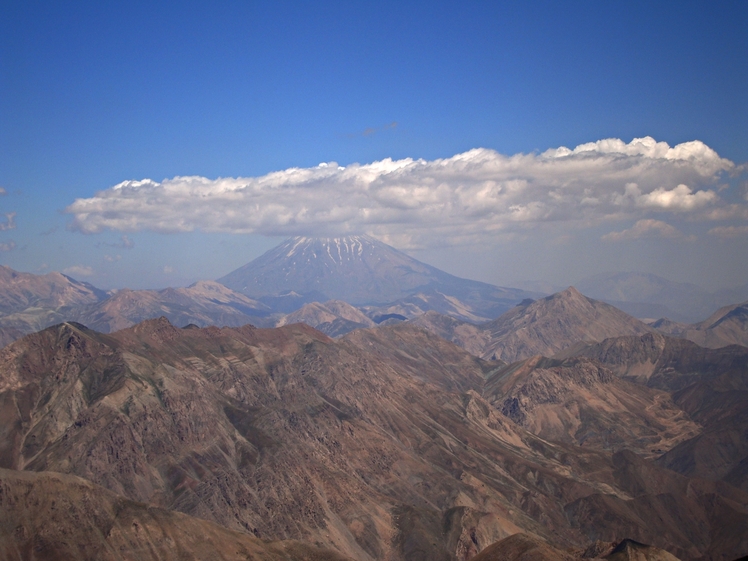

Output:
xmin=1 ymin=1 xmax=747 ymax=291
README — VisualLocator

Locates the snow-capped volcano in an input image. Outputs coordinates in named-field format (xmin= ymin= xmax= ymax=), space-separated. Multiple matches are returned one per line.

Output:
xmin=217 ymin=235 xmax=534 ymax=317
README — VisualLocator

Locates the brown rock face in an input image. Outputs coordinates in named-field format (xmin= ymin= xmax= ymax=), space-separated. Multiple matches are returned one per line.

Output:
xmin=470 ymin=532 xmax=578 ymax=561
xmin=469 ymin=534 xmax=681 ymax=561
xmin=0 ymin=319 xmax=746 ymax=560
xmin=0 ymin=467 xmax=351 ymax=561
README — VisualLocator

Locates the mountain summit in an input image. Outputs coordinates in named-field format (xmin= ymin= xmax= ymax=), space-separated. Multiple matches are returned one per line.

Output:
xmin=218 ymin=235 xmax=533 ymax=315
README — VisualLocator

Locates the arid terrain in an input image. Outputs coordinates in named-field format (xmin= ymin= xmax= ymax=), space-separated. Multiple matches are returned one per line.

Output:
xmin=0 ymin=315 xmax=746 ymax=560
xmin=0 ymin=237 xmax=747 ymax=560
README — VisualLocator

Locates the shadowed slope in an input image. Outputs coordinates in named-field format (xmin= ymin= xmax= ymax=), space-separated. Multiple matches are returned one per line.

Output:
xmin=568 ymin=333 xmax=748 ymax=492
xmin=469 ymin=533 xmax=681 ymax=561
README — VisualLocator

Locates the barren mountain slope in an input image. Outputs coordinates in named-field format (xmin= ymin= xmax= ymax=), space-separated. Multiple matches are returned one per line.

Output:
xmin=568 ymin=333 xmax=748 ymax=491
xmin=0 ymin=276 xmax=275 ymax=348
xmin=0 ymin=320 xmax=746 ymax=560
xmin=0 ymin=467 xmax=350 ymax=561
xmin=408 ymin=311 xmax=488 ymax=357
xmin=75 ymin=280 xmax=273 ymax=332
xmin=470 ymin=533 xmax=681 ymax=561
xmin=482 ymin=356 xmax=699 ymax=456
xmin=410 ymin=288 xmax=654 ymax=363
xmin=362 ymin=289 xmax=507 ymax=324
xmin=0 ymin=266 xmax=108 ymax=346
xmin=0 ymin=266 xmax=106 ymax=313
xmin=679 ymin=300 xmax=748 ymax=349
xmin=480 ymin=288 xmax=654 ymax=363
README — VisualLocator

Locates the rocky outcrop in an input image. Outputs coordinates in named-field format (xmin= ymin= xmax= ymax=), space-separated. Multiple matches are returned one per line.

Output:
xmin=568 ymin=333 xmax=748 ymax=493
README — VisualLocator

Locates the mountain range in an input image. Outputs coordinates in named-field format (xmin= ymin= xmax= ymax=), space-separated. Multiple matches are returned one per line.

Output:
xmin=0 ymin=316 xmax=746 ymax=559
xmin=0 ymin=235 xmax=747 ymax=560
xmin=3 ymin=236 xmax=747 ymax=358
xmin=574 ymin=271 xmax=748 ymax=323
xmin=409 ymin=287 xmax=656 ymax=362
xmin=0 ymin=236 xmax=540 ymax=347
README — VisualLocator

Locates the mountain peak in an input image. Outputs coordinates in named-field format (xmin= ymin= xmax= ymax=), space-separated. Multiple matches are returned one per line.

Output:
xmin=556 ymin=286 xmax=584 ymax=299
xmin=282 ymin=235 xmax=374 ymax=261
xmin=481 ymin=288 xmax=654 ymax=362
xmin=217 ymin=235 xmax=532 ymax=310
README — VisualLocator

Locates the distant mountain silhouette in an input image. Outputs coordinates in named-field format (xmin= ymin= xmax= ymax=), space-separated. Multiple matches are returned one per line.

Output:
xmin=75 ymin=280 xmax=272 ymax=332
xmin=575 ymin=271 xmax=747 ymax=323
xmin=217 ymin=235 xmax=536 ymax=320
xmin=679 ymin=300 xmax=748 ymax=349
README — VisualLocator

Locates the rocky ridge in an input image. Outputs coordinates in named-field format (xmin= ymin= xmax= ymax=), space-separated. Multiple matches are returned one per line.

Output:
xmin=0 ymin=319 xmax=746 ymax=560
xmin=277 ymin=300 xmax=376 ymax=337
xmin=677 ymin=300 xmax=748 ymax=349
xmin=410 ymin=287 xmax=654 ymax=363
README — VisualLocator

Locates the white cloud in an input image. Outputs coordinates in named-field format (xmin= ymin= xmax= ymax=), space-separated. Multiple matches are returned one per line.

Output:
xmin=602 ymin=219 xmax=686 ymax=242
xmin=62 ymin=265 xmax=94 ymax=277
xmin=103 ymin=254 xmax=121 ymax=262
xmin=612 ymin=183 xmax=717 ymax=211
xmin=704 ymin=204 xmax=748 ymax=221
xmin=163 ymin=265 xmax=174 ymax=274
xmin=708 ymin=225 xmax=748 ymax=238
xmin=65 ymin=136 xmax=739 ymax=247
xmin=0 ymin=240 xmax=15 ymax=252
